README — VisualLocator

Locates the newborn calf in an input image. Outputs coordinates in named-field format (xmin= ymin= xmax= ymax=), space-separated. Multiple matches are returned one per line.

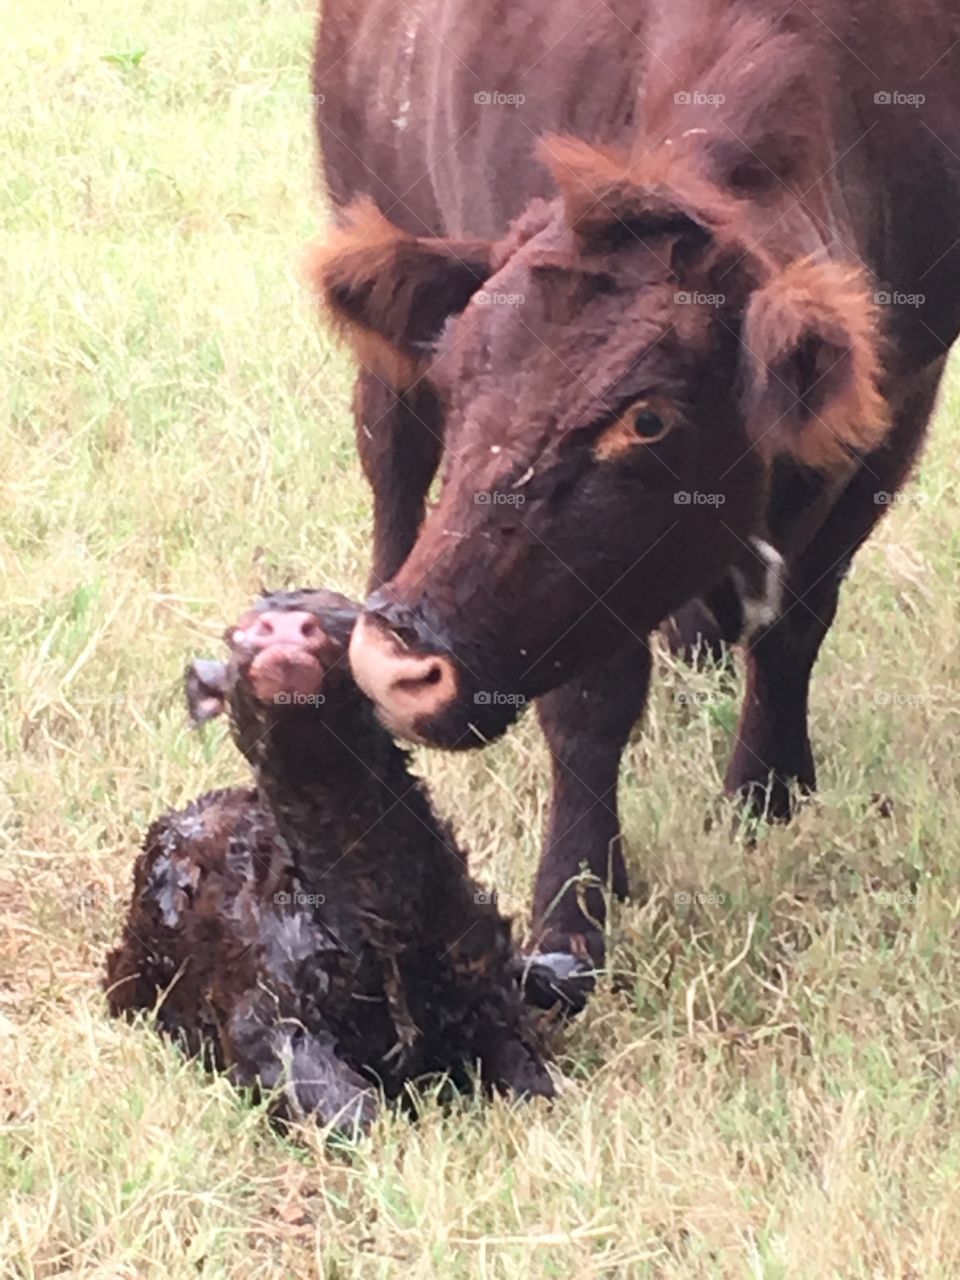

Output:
xmin=106 ymin=589 xmax=553 ymax=1131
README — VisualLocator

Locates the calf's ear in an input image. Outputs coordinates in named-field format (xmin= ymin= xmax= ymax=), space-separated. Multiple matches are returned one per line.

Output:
xmin=185 ymin=659 xmax=229 ymax=726
xmin=739 ymin=260 xmax=889 ymax=468
xmin=306 ymin=200 xmax=494 ymax=387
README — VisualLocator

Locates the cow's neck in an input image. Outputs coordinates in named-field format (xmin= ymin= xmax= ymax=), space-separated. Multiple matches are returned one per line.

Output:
xmin=637 ymin=0 xmax=844 ymax=260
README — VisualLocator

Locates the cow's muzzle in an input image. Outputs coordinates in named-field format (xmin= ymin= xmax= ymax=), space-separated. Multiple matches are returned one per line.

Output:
xmin=348 ymin=606 xmax=460 ymax=743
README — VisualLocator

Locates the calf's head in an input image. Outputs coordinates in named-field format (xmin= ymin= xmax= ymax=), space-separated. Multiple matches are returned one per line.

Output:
xmin=186 ymin=589 xmax=377 ymax=783
xmin=313 ymin=138 xmax=888 ymax=748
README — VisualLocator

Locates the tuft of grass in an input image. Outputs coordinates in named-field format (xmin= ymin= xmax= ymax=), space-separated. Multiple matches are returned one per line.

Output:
xmin=2 ymin=0 xmax=960 ymax=1276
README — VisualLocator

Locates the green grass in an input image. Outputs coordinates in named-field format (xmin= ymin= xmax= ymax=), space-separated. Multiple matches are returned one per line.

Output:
xmin=2 ymin=1 xmax=960 ymax=1276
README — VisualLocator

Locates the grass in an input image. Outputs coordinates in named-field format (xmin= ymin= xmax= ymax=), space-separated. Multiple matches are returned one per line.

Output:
xmin=2 ymin=1 xmax=960 ymax=1275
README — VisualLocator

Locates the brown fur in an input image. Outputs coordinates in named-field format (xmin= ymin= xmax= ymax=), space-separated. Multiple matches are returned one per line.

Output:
xmin=306 ymin=199 xmax=492 ymax=389
xmin=318 ymin=132 xmax=888 ymax=471
xmin=741 ymin=259 xmax=890 ymax=467
xmin=106 ymin=590 xmax=554 ymax=1132
xmin=539 ymin=134 xmax=743 ymax=250
xmin=314 ymin=0 xmax=960 ymax=968
xmin=634 ymin=0 xmax=833 ymax=198
xmin=539 ymin=131 xmax=889 ymax=467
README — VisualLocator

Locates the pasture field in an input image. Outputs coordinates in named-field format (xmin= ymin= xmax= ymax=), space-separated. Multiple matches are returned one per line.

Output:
xmin=2 ymin=1 xmax=960 ymax=1276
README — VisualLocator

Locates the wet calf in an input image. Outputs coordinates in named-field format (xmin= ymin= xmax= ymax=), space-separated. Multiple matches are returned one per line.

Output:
xmin=105 ymin=589 xmax=553 ymax=1133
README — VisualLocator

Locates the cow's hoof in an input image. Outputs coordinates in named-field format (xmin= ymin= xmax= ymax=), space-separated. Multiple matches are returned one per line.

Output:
xmin=729 ymin=779 xmax=795 ymax=825
xmin=518 ymin=951 xmax=596 ymax=1016
xmin=717 ymin=776 xmax=815 ymax=836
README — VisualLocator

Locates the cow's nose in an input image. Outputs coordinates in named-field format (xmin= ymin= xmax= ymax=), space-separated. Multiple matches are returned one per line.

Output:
xmin=348 ymin=611 xmax=458 ymax=739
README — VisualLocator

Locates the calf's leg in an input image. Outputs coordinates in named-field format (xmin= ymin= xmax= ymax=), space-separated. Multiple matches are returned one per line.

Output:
xmin=483 ymin=1034 xmax=555 ymax=1100
xmin=227 ymin=1000 xmax=377 ymax=1134
xmin=354 ymin=369 xmax=444 ymax=591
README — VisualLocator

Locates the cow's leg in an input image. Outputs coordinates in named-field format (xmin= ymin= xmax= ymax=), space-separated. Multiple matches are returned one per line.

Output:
xmin=354 ymin=370 xmax=444 ymax=591
xmin=725 ymin=358 xmax=943 ymax=819
xmin=529 ymin=640 xmax=652 ymax=969
xmin=662 ymin=596 xmax=735 ymax=669
xmin=663 ymin=538 xmax=786 ymax=670
xmin=723 ymin=563 xmax=839 ymax=819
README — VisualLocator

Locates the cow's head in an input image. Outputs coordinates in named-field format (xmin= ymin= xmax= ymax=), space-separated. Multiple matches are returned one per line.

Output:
xmin=312 ymin=128 xmax=888 ymax=748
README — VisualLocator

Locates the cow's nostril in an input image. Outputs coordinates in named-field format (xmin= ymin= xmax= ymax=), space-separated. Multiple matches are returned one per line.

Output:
xmin=407 ymin=661 xmax=443 ymax=687
xmin=395 ymin=659 xmax=444 ymax=692
xmin=349 ymin=617 xmax=458 ymax=734
xmin=386 ymin=623 xmax=420 ymax=649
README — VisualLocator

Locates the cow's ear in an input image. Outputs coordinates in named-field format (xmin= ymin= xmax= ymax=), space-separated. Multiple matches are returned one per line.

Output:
xmin=740 ymin=260 xmax=889 ymax=467
xmin=306 ymin=200 xmax=494 ymax=387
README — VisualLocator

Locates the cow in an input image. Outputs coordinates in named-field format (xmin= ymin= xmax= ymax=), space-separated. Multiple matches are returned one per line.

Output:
xmin=310 ymin=0 xmax=960 ymax=973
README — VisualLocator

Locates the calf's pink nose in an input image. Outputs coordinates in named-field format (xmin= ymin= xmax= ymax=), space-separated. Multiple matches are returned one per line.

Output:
xmin=240 ymin=611 xmax=323 ymax=650
xmin=239 ymin=611 xmax=328 ymax=702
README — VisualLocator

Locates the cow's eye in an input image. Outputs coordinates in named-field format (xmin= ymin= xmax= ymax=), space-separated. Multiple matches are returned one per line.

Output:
xmin=594 ymin=399 xmax=677 ymax=460
xmin=629 ymin=406 xmax=671 ymax=442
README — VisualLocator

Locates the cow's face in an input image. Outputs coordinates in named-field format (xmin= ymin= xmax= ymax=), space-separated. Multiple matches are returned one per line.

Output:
xmin=315 ymin=140 xmax=888 ymax=748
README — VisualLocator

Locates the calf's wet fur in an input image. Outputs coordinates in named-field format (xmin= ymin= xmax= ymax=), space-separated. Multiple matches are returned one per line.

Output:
xmin=105 ymin=588 xmax=554 ymax=1133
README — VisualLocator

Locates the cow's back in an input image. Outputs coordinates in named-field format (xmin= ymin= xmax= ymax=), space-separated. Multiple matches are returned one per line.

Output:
xmin=313 ymin=0 xmax=650 ymax=239
xmin=806 ymin=0 xmax=960 ymax=357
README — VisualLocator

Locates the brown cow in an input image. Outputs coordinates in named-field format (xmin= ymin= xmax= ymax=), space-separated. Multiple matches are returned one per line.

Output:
xmin=312 ymin=0 xmax=960 ymax=971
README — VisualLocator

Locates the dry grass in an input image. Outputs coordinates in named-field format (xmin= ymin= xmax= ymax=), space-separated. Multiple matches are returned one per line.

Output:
xmin=3 ymin=1 xmax=960 ymax=1276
